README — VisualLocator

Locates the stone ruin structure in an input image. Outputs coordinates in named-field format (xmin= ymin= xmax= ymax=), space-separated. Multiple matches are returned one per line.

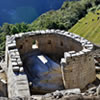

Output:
xmin=0 ymin=29 xmax=97 ymax=98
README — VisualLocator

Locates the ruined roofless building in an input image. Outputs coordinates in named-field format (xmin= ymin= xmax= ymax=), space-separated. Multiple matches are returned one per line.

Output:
xmin=2 ymin=29 xmax=96 ymax=98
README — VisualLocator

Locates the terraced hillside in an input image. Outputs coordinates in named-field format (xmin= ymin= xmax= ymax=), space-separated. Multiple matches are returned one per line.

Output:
xmin=69 ymin=10 xmax=100 ymax=45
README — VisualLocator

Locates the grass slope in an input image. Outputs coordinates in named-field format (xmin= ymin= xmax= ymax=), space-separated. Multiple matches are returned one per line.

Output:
xmin=69 ymin=10 xmax=100 ymax=45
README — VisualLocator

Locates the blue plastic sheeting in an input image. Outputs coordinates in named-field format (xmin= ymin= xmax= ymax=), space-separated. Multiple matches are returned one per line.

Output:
xmin=23 ymin=52 xmax=64 ymax=93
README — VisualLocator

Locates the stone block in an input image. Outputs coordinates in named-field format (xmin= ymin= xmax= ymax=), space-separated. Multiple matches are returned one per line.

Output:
xmin=10 ymin=52 xmax=16 ymax=56
xmin=55 ymin=29 xmax=61 ymax=33
xmin=45 ymin=30 xmax=51 ymax=33
xmin=19 ymin=67 xmax=24 ymax=72
xmin=29 ymin=31 xmax=35 ymax=36
xmin=1 ymin=79 xmax=7 ymax=84
xmin=14 ymin=55 xmax=20 ymax=59
xmin=64 ymin=52 xmax=70 ymax=58
xmin=17 ymin=81 xmax=28 ymax=85
xmin=40 ymin=30 xmax=45 ymax=34
xmin=8 ymin=43 xmax=16 ymax=50
xmin=19 ymin=33 xmax=24 ymax=37
xmin=15 ymin=34 xmax=19 ymax=38
xmin=63 ymin=32 xmax=69 ymax=35
xmin=12 ymin=62 xmax=18 ymax=66
xmin=9 ymin=49 xmax=18 ymax=52
xmin=17 ymin=75 xmax=27 ymax=80
xmin=82 ymin=49 xmax=91 ymax=53
xmin=35 ymin=30 xmax=41 ymax=34
xmin=13 ymin=66 xmax=19 ymax=72
xmin=68 ymin=51 xmax=75 ymax=54
xmin=84 ymin=44 xmax=93 ymax=50
xmin=11 ymin=58 xmax=17 ymax=62
xmin=15 ymin=52 xmax=20 ymax=56
xmin=79 ymin=51 xmax=84 ymax=55
xmin=17 ymin=84 xmax=29 ymax=90
xmin=50 ymin=29 xmax=56 ymax=33
xmin=71 ymin=53 xmax=77 ymax=57
xmin=17 ymin=61 xmax=23 ymax=66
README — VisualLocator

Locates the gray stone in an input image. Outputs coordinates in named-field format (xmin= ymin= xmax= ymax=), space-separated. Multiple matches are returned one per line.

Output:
xmin=8 ymin=43 xmax=16 ymax=50
xmin=45 ymin=30 xmax=51 ymax=33
xmin=17 ymin=61 xmax=22 ymax=66
xmin=35 ymin=30 xmax=41 ymax=34
xmin=63 ymin=32 xmax=69 ymax=35
xmin=15 ymin=34 xmax=19 ymax=38
xmin=1 ymin=79 xmax=7 ymax=84
xmin=64 ymin=52 xmax=70 ymax=58
xmin=88 ymin=86 xmax=96 ymax=92
xmin=79 ymin=51 xmax=84 ymax=55
xmin=13 ymin=66 xmax=19 ymax=72
xmin=12 ymin=62 xmax=18 ymax=66
xmin=19 ymin=33 xmax=24 ymax=37
xmin=10 ymin=52 xmax=16 ymax=56
xmin=96 ymin=85 xmax=100 ymax=96
xmin=55 ymin=29 xmax=61 ymax=33
xmin=71 ymin=53 xmax=77 ymax=57
xmin=14 ymin=56 xmax=20 ymax=59
xmin=15 ymin=52 xmax=20 ymax=56
xmin=19 ymin=67 xmax=24 ymax=72
xmin=29 ymin=31 xmax=36 ymax=36
xmin=40 ymin=30 xmax=45 ymax=34
xmin=50 ymin=29 xmax=56 ymax=33
xmin=82 ymin=48 xmax=91 ymax=53
xmin=11 ymin=59 xmax=17 ymax=62
xmin=96 ymin=66 xmax=100 ymax=71
xmin=84 ymin=44 xmax=93 ymax=50
xmin=61 ymin=89 xmax=81 ymax=95
xmin=31 ymin=95 xmax=43 ymax=100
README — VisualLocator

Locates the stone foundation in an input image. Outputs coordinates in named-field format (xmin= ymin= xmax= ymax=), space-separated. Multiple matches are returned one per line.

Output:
xmin=3 ymin=29 xmax=96 ymax=98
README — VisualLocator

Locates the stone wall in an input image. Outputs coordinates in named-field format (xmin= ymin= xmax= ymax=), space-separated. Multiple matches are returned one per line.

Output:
xmin=60 ymin=31 xmax=96 ymax=89
xmin=5 ymin=36 xmax=30 ymax=98
xmin=5 ymin=29 xmax=96 ymax=97
xmin=15 ymin=30 xmax=82 ymax=62
xmin=61 ymin=51 xmax=96 ymax=89
xmin=15 ymin=32 xmax=82 ymax=54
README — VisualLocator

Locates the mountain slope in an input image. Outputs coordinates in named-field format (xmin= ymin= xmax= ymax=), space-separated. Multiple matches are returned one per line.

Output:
xmin=69 ymin=10 xmax=100 ymax=45
xmin=30 ymin=0 xmax=90 ymax=30
xmin=30 ymin=0 xmax=100 ymax=31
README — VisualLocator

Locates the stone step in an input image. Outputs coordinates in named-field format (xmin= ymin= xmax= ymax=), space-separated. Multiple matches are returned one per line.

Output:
xmin=17 ymin=85 xmax=29 ymax=90
xmin=18 ymin=89 xmax=30 ymax=97
xmin=16 ymin=75 xmax=30 ymax=97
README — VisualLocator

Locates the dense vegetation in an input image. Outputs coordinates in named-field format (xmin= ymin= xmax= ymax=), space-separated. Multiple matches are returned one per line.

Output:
xmin=69 ymin=10 xmax=100 ymax=45
xmin=30 ymin=0 xmax=100 ymax=30
xmin=0 ymin=0 xmax=100 ymax=56
xmin=0 ymin=23 xmax=29 ymax=56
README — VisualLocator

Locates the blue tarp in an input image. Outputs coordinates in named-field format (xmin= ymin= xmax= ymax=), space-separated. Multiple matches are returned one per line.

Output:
xmin=23 ymin=52 xmax=64 ymax=93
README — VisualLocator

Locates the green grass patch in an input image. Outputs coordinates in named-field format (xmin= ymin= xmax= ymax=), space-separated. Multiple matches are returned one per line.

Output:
xmin=69 ymin=11 xmax=100 ymax=45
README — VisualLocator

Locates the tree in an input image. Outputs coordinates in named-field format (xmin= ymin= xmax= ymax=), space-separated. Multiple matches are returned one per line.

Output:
xmin=10 ymin=25 xmax=18 ymax=34
xmin=1 ymin=23 xmax=11 ymax=34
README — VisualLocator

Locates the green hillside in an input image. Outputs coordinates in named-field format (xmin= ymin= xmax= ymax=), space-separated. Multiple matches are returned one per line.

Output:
xmin=69 ymin=10 xmax=100 ymax=45
xmin=30 ymin=0 xmax=99 ymax=30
